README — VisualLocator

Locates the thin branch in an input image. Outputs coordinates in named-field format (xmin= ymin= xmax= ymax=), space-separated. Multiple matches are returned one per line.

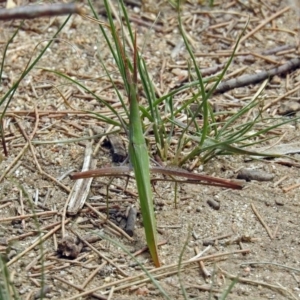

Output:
xmin=251 ymin=203 xmax=274 ymax=239
xmin=215 ymin=58 xmax=300 ymax=94
xmin=0 ymin=3 xmax=83 ymax=20
xmin=71 ymin=165 xmax=244 ymax=190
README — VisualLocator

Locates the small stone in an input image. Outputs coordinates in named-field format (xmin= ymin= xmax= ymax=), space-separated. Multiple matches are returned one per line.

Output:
xmin=278 ymin=101 xmax=300 ymax=115
xmin=7 ymin=249 xmax=17 ymax=260
xmin=104 ymin=277 xmax=111 ymax=283
xmin=207 ymin=199 xmax=220 ymax=210
xmin=275 ymin=199 xmax=284 ymax=206
xmin=237 ymin=168 xmax=274 ymax=182
xmin=196 ymin=207 xmax=202 ymax=212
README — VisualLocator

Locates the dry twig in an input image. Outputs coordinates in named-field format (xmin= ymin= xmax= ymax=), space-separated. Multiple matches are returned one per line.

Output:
xmin=0 ymin=210 xmax=58 ymax=223
xmin=215 ymin=58 xmax=300 ymax=94
xmin=0 ymin=3 xmax=82 ymax=20
xmin=251 ymin=203 xmax=274 ymax=239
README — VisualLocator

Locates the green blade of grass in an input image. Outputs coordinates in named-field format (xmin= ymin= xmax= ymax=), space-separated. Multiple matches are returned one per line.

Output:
xmin=89 ymin=0 xmax=160 ymax=267
xmin=128 ymin=34 xmax=160 ymax=267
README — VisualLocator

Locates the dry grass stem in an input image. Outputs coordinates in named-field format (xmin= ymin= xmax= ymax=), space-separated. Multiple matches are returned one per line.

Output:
xmin=251 ymin=203 xmax=274 ymax=239
xmin=0 ymin=210 xmax=58 ymax=223
xmin=282 ymin=181 xmax=300 ymax=192
xmin=81 ymin=261 xmax=108 ymax=289
xmin=263 ymin=84 xmax=300 ymax=110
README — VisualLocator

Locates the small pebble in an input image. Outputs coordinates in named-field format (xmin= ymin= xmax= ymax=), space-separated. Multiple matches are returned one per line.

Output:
xmin=237 ymin=168 xmax=274 ymax=182
xmin=207 ymin=199 xmax=220 ymax=210
xmin=275 ymin=199 xmax=284 ymax=206
xmin=278 ymin=101 xmax=300 ymax=115
xmin=196 ymin=207 xmax=202 ymax=212
xmin=104 ymin=277 xmax=111 ymax=283
xmin=186 ymin=206 xmax=192 ymax=213
xmin=7 ymin=249 xmax=17 ymax=260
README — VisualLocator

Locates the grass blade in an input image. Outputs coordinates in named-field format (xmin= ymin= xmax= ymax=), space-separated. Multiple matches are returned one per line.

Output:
xmin=128 ymin=34 xmax=160 ymax=267
xmin=89 ymin=0 xmax=160 ymax=267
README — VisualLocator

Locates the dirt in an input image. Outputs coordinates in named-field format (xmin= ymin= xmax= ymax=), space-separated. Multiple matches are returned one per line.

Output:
xmin=0 ymin=0 xmax=300 ymax=299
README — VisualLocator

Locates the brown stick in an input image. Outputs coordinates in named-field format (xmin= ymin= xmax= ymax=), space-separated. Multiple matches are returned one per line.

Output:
xmin=19 ymin=189 xmax=25 ymax=229
xmin=214 ymin=58 xmax=300 ymax=94
xmin=202 ymin=233 xmax=233 ymax=246
xmin=195 ymin=246 xmax=211 ymax=278
xmin=282 ymin=182 xmax=300 ymax=193
xmin=0 ymin=3 xmax=82 ymax=20
xmin=0 ymin=143 xmax=29 ymax=182
xmin=71 ymin=166 xmax=244 ymax=190
xmin=251 ymin=203 xmax=273 ymax=239
xmin=0 ymin=110 xmax=105 ymax=116
xmin=80 ymin=261 xmax=107 ymax=289
xmin=0 ymin=210 xmax=58 ymax=223
xmin=8 ymin=221 xmax=62 ymax=242
xmin=29 ymin=104 xmax=39 ymax=140
xmin=14 ymin=117 xmax=70 ymax=192
xmin=263 ymin=84 xmax=300 ymax=111
xmin=132 ymin=240 xmax=168 ymax=257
